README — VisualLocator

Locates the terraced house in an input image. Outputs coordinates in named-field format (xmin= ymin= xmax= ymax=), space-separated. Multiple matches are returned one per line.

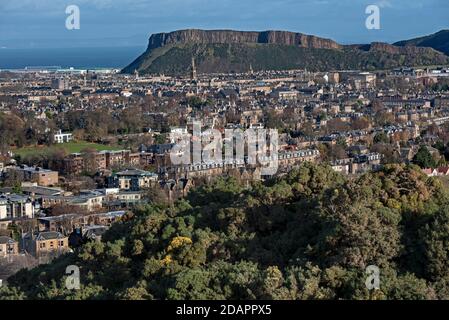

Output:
xmin=0 ymin=236 xmax=19 ymax=257
xmin=0 ymin=194 xmax=35 ymax=221
xmin=109 ymin=169 xmax=158 ymax=191
xmin=23 ymin=231 xmax=69 ymax=257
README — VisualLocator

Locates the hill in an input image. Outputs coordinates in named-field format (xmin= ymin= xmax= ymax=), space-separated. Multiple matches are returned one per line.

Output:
xmin=2 ymin=163 xmax=449 ymax=300
xmin=394 ymin=30 xmax=449 ymax=56
xmin=122 ymin=29 xmax=449 ymax=75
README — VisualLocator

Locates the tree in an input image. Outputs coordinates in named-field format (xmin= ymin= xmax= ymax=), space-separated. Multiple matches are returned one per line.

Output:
xmin=374 ymin=132 xmax=390 ymax=144
xmin=413 ymin=146 xmax=436 ymax=168
xmin=375 ymin=111 xmax=394 ymax=126
xmin=81 ymin=148 xmax=99 ymax=175
xmin=351 ymin=117 xmax=370 ymax=130
xmin=0 ymin=286 xmax=26 ymax=300
xmin=419 ymin=206 xmax=449 ymax=283
xmin=314 ymin=185 xmax=402 ymax=269
xmin=326 ymin=118 xmax=348 ymax=133
xmin=144 ymin=184 xmax=169 ymax=205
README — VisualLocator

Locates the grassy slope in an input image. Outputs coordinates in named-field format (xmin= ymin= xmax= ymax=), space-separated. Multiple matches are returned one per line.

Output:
xmin=126 ymin=43 xmax=449 ymax=75
xmin=13 ymin=141 xmax=122 ymax=158
xmin=394 ymin=30 xmax=449 ymax=56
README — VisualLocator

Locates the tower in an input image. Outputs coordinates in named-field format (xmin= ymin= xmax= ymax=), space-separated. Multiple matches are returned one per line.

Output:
xmin=190 ymin=56 xmax=197 ymax=81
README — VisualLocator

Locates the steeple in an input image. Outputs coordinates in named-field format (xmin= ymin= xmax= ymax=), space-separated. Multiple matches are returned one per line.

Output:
xmin=190 ymin=56 xmax=197 ymax=81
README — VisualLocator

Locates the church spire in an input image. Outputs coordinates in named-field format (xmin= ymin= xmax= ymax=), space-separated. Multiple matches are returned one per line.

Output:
xmin=190 ymin=56 xmax=197 ymax=81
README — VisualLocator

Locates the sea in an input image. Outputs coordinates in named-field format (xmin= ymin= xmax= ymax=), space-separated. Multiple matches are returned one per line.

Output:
xmin=0 ymin=46 xmax=146 ymax=70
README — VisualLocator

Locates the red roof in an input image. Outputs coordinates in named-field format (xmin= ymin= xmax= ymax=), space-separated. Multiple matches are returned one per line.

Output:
xmin=437 ymin=167 xmax=449 ymax=175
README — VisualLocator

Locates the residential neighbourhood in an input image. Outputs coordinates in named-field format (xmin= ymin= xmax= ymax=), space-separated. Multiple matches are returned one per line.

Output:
xmin=1 ymin=15 xmax=449 ymax=301
xmin=2 ymin=65 xmax=449 ymax=265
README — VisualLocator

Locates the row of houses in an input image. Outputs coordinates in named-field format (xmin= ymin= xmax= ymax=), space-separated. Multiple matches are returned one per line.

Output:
xmin=54 ymin=150 xmax=154 ymax=175
xmin=0 ymin=210 xmax=127 ymax=258
xmin=422 ymin=167 xmax=449 ymax=177
xmin=331 ymin=153 xmax=383 ymax=175
xmin=161 ymin=149 xmax=320 ymax=179
xmin=0 ymin=232 xmax=67 ymax=258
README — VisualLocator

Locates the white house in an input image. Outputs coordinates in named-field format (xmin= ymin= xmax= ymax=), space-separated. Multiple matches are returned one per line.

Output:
xmin=54 ymin=130 xmax=73 ymax=144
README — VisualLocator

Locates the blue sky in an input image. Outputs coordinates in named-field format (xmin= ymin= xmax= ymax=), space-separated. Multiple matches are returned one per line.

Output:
xmin=0 ymin=0 xmax=448 ymax=48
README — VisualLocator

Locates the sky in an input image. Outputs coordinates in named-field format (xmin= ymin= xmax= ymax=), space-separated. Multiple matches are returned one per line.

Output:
xmin=0 ymin=0 xmax=448 ymax=49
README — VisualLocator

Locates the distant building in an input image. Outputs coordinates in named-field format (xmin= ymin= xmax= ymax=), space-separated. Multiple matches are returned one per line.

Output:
xmin=41 ymin=191 xmax=104 ymax=212
xmin=0 ymin=194 xmax=35 ymax=220
xmin=121 ymin=90 xmax=133 ymax=97
xmin=342 ymin=72 xmax=376 ymax=89
xmin=271 ymin=89 xmax=299 ymax=100
xmin=51 ymin=79 xmax=69 ymax=90
xmin=170 ymin=127 xmax=188 ymax=143
xmin=350 ymin=153 xmax=383 ymax=174
xmin=37 ymin=210 xmax=126 ymax=232
xmin=109 ymin=169 xmax=158 ymax=191
xmin=328 ymin=72 xmax=340 ymax=84
xmin=53 ymin=130 xmax=73 ymax=144
xmin=6 ymin=165 xmax=59 ymax=187
xmin=0 ymin=236 xmax=19 ymax=257
xmin=69 ymin=225 xmax=108 ymax=247
xmin=146 ymin=144 xmax=175 ymax=155
xmin=23 ymin=231 xmax=69 ymax=256
xmin=56 ymin=150 xmax=132 ymax=175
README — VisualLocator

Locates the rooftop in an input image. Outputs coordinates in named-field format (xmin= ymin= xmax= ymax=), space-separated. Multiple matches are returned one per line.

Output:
xmin=0 ymin=236 xmax=16 ymax=245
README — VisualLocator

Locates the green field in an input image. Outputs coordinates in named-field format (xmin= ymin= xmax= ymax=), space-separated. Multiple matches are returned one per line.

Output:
xmin=13 ymin=141 xmax=123 ymax=158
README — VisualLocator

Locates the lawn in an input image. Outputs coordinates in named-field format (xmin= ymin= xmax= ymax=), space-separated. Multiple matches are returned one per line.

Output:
xmin=13 ymin=141 xmax=123 ymax=158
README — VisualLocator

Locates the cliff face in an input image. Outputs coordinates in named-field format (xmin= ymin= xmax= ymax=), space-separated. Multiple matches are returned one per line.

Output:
xmin=147 ymin=29 xmax=341 ymax=50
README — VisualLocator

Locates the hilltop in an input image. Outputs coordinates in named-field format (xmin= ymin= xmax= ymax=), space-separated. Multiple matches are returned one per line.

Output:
xmin=122 ymin=29 xmax=449 ymax=75
xmin=395 ymin=30 xmax=449 ymax=56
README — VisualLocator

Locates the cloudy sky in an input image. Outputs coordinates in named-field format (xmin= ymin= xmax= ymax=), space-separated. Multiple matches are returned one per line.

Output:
xmin=0 ymin=0 xmax=448 ymax=48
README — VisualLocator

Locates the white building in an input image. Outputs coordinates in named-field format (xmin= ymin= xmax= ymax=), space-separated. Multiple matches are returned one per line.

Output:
xmin=170 ymin=127 xmax=188 ymax=143
xmin=54 ymin=130 xmax=73 ymax=144
xmin=0 ymin=194 xmax=35 ymax=220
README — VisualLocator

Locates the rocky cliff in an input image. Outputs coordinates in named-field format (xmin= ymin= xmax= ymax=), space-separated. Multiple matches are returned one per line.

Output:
xmin=147 ymin=29 xmax=341 ymax=51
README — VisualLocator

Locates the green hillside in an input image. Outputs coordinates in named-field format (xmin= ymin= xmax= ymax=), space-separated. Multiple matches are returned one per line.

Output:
xmin=395 ymin=30 xmax=449 ymax=56
xmin=3 ymin=163 xmax=449 ymax=300
xmin=124 ymin=43 xmax=449 ymax=75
